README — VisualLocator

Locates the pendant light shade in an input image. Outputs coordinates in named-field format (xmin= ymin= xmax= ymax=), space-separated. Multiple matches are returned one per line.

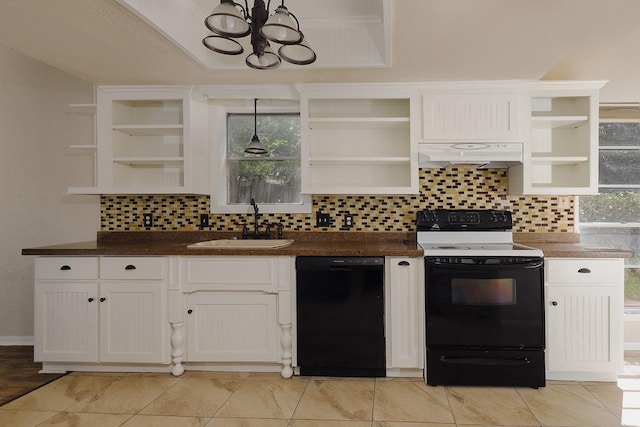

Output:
xmin=245 ymin=99 xmax=268 ymax=155
xmin=202 ymin=35 xmax=244 ymax=55
xmin=260 ymin=5 xmax=302 ymax=44
xmin=246 ymin=45 xmax=281 ymax=70
xmin=278 ymin=33 xmax=316 ymax=65
xmin=205 ymin=0 xmax=250 ymax=38
xmin=202 ymin=0 xmax=316 ymax=70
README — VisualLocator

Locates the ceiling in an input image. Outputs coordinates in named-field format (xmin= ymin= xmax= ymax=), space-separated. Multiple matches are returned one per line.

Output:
xmin=1 ymin=0 xmax=640 ymax=101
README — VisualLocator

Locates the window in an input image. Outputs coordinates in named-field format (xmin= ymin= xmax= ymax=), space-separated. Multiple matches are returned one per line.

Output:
xmin=210 ymin=101 xmax=310 ymax=214
xmin=579 ymin=116 xmax=640 ymax=309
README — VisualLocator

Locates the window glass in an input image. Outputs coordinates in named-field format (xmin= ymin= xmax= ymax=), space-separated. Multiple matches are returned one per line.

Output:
xmin=226 ymin=113 xmax=301 ymax=205
xmin=579 ymin=121 xmax=640 ymax=309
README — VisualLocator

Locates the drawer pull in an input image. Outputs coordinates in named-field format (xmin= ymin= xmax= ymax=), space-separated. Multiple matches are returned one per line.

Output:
xmin=578 ymin=268 xmax=591 ymax=274
xmin=88 ymin=298 xmax=94 ymax=303
xmin=551 ymin=301 xmax=558 ymax=306
xmin=398 ymin=261 xmax=410 ymax=266
xmin=125 ymin=265 xmax=137 ymax=270
xmin=60 ymin=265 xmax=71 ymax=271
xmin=99 ymin=297 xmax=106 ymax=302
xmin=187 ymin=309 xmax=193 ymax=314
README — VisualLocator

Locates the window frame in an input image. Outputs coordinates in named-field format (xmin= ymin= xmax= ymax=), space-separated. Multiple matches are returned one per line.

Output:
xmin=209 ymin=101 xmax=311 ymax=214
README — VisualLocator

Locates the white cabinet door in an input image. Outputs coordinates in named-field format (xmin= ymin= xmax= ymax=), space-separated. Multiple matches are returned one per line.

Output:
xmin=422 ymin=93 xmax=520 ymax=141
xmin=387 ymin=257 xmax=423 ymax=369
xmin=99 ymin=281 xmax=168 ymax=363
xmin=186 ymin=293 xmax=279 ymax=362
xmin=546 ymin=285 xmax=623 ymax=379
xmin=544 ymin=257 xmax=624 ymax=381
xmin=34 ymin=282 xmax=99 ymax=362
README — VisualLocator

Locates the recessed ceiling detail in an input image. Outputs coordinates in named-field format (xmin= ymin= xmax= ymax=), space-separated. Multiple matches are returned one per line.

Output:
xmin=116 ymin=0 xmax=392 ymax=70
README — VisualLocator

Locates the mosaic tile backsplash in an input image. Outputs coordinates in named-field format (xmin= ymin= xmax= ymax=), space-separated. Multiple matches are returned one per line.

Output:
xmin=101 ymin=168 xmax=574 ymax=233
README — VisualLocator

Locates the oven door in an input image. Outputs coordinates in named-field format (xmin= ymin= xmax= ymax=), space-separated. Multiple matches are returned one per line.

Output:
xmin=425 ymin=256 xmax=544 ymax=349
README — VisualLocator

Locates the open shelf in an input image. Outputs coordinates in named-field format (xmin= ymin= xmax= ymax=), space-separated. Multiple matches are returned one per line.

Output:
xmin=302 ymin=94 xmax=417 ymax=194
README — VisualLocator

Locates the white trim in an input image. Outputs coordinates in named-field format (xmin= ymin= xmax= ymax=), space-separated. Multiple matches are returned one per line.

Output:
xmin=0 ymin=336 xmax=35 ymax=346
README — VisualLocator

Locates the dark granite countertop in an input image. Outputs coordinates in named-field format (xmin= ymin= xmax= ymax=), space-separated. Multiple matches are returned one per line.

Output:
xmin=21 ymin=231 xmax=423 ymax=257
xmin=22 ymin=231 xmax=634 ymax=259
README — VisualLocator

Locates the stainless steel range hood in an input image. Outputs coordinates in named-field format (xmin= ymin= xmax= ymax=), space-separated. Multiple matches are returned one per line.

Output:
xmin=418 ymin=142 xmax=523 ymax=169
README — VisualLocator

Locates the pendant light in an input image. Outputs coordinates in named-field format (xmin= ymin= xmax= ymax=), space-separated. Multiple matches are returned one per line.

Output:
xmin=245 ymin=99 xmax=267 ymax=155
xmin=202 ymin=0 xmax=316 ymax=70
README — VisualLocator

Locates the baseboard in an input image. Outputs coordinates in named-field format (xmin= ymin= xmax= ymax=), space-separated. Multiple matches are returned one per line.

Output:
xmin=625 ymin=342 xmax=640 ymax=351
xmin=0 ymin=336 xmax=34 ymax=346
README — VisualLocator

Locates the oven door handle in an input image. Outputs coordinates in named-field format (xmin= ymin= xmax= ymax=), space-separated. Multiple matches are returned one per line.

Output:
xmin=425 ymin=259 xmax=543 ymax=269
xmin=439 ymin=356 xmax=531 ymax=366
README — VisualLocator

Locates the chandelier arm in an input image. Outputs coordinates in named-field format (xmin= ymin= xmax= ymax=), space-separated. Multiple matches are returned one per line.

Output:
xmin=241 ymin=0 xmax=249 ymax=19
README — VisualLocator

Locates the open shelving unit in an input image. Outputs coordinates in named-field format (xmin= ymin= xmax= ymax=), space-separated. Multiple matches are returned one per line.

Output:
xmin=301 ymin=93 xmax=418 ymax=194
xmin=509 ymin=83 xmax=603 ymax=195
xmin=66 ymin=86 xmax=209 ymax=195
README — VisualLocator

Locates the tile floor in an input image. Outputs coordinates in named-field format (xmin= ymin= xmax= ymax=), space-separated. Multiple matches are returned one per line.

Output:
xmin=2 ymin=355 xmax=640 ymax=426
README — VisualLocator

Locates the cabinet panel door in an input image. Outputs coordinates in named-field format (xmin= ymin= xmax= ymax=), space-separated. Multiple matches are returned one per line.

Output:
xmin=99 ymin=282 xmax=168 ymax=363
xmin=422 ymin=93 xmax=519 ymax=141
xmin=546 ymin=285 xmax=622 ymax=374
xmin=387 ymin=257 xmax=423 ymax=369
xmin=34 ymin=282 xmax=99 ymax=362
xmin=186 ymin=293 xmax=278 ymax=362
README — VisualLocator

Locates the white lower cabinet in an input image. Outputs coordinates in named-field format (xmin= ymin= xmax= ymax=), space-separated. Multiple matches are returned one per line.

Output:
xmin=177 ymin=256 xmax=293 ymax=377
xmin=545 ymin=258 xmax=624 ymax=381
xmin=186 ymin=293 xmax=278 ymax=362
xmin=34 ymin=256 xmax=169 ymax=366
xmin=35 ymin=280 xmax=99 ymax=362
xmin=386 ymin=257 xmax=424 ymax=373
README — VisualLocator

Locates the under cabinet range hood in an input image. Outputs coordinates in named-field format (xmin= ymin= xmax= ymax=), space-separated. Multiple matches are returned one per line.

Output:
xmin=418 ymin=142 xmax=523 ymax=169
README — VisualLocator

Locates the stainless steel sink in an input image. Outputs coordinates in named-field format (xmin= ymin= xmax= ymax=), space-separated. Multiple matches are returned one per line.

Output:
xmin=187 ymin=239 xmax=294 ymax=249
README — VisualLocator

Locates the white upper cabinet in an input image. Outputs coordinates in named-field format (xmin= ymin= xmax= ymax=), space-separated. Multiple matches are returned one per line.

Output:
xmin=509 ymin=81 xmax=605 ymax=195
xmin=69 ymin=86 xmax=209 ymax=194
xmin=422 ymin=92 xmax=520 ymax=141
xmin=299 ymin=84 xmax=420 ymax=194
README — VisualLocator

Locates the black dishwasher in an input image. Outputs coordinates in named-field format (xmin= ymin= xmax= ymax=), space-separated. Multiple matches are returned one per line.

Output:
xmin=295 ymin=256 xmax=385 ymax=377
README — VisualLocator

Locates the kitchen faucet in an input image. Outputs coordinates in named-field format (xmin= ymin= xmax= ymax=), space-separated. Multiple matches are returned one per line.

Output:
xmin=241 ymin=198 xmax=283 ymax=239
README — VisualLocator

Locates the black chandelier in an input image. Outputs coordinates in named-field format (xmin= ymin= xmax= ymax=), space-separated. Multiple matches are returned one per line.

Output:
xmin=202 ymin=0 xmax=317 ymax=70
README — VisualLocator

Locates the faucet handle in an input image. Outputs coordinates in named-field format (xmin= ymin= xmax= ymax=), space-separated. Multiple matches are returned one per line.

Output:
xmin=271 ymin=222 xmax=284 ymax=239
xmin=241 ymin=225 xmax=249 ymax=239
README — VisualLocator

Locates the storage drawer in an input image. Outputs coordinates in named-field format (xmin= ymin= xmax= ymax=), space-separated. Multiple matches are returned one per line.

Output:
xmin=545 ymin=258 xmax=624 ymax=285
xmin=183 ymin=257 xmax=277 ymax=291
xmin=100 ymin=257 xmax=166 ymax=280
xmin=35 ymin=257 xmax=99 ymax=280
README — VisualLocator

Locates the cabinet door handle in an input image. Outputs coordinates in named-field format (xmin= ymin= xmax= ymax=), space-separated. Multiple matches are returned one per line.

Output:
xmin=125 ymin=265 xmax=137 ymax=270
xmin=88 ymin=297 xmax=94 ymax=302
xmin=60 ymin=265 xmax=71 ymax=271
xmin=187 ymin=309 xmax=193 ymax=314
xmin=551 ymin=301 xmax=558 ymax=306
xmin=398 ymin=261 xmax=410 ymax=266
xmin=578 ymin=268 xmax=591 ymax=274
xmin=99 ymin=297 xmax=106 ymax=302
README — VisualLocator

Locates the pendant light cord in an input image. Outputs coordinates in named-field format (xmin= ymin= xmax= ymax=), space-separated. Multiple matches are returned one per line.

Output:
xmin=254 ymin=98 xmax=258 ymax=136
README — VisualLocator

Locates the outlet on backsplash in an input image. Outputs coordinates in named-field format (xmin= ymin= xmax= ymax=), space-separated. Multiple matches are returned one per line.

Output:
xmin=316 ymin=212 xmax=332 ymax=228
xmin=342 ymin=213 xmax=355 ymax=230
xmin=142 ymin=213 xmax=153 ymax=228
xmin=199 ymin=213 xmax=210 ymax=228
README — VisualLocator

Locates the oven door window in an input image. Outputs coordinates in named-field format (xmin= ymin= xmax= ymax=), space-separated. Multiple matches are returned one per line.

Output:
xmin=425 ymin=257 xmax=544 ymax=349
xmin=452 ymin=277 xmax=516 ymax=305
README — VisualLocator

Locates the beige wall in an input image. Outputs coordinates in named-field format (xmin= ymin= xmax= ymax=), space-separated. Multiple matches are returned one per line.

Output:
xmin=0 ymin=46 xmax=99 ymax=342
